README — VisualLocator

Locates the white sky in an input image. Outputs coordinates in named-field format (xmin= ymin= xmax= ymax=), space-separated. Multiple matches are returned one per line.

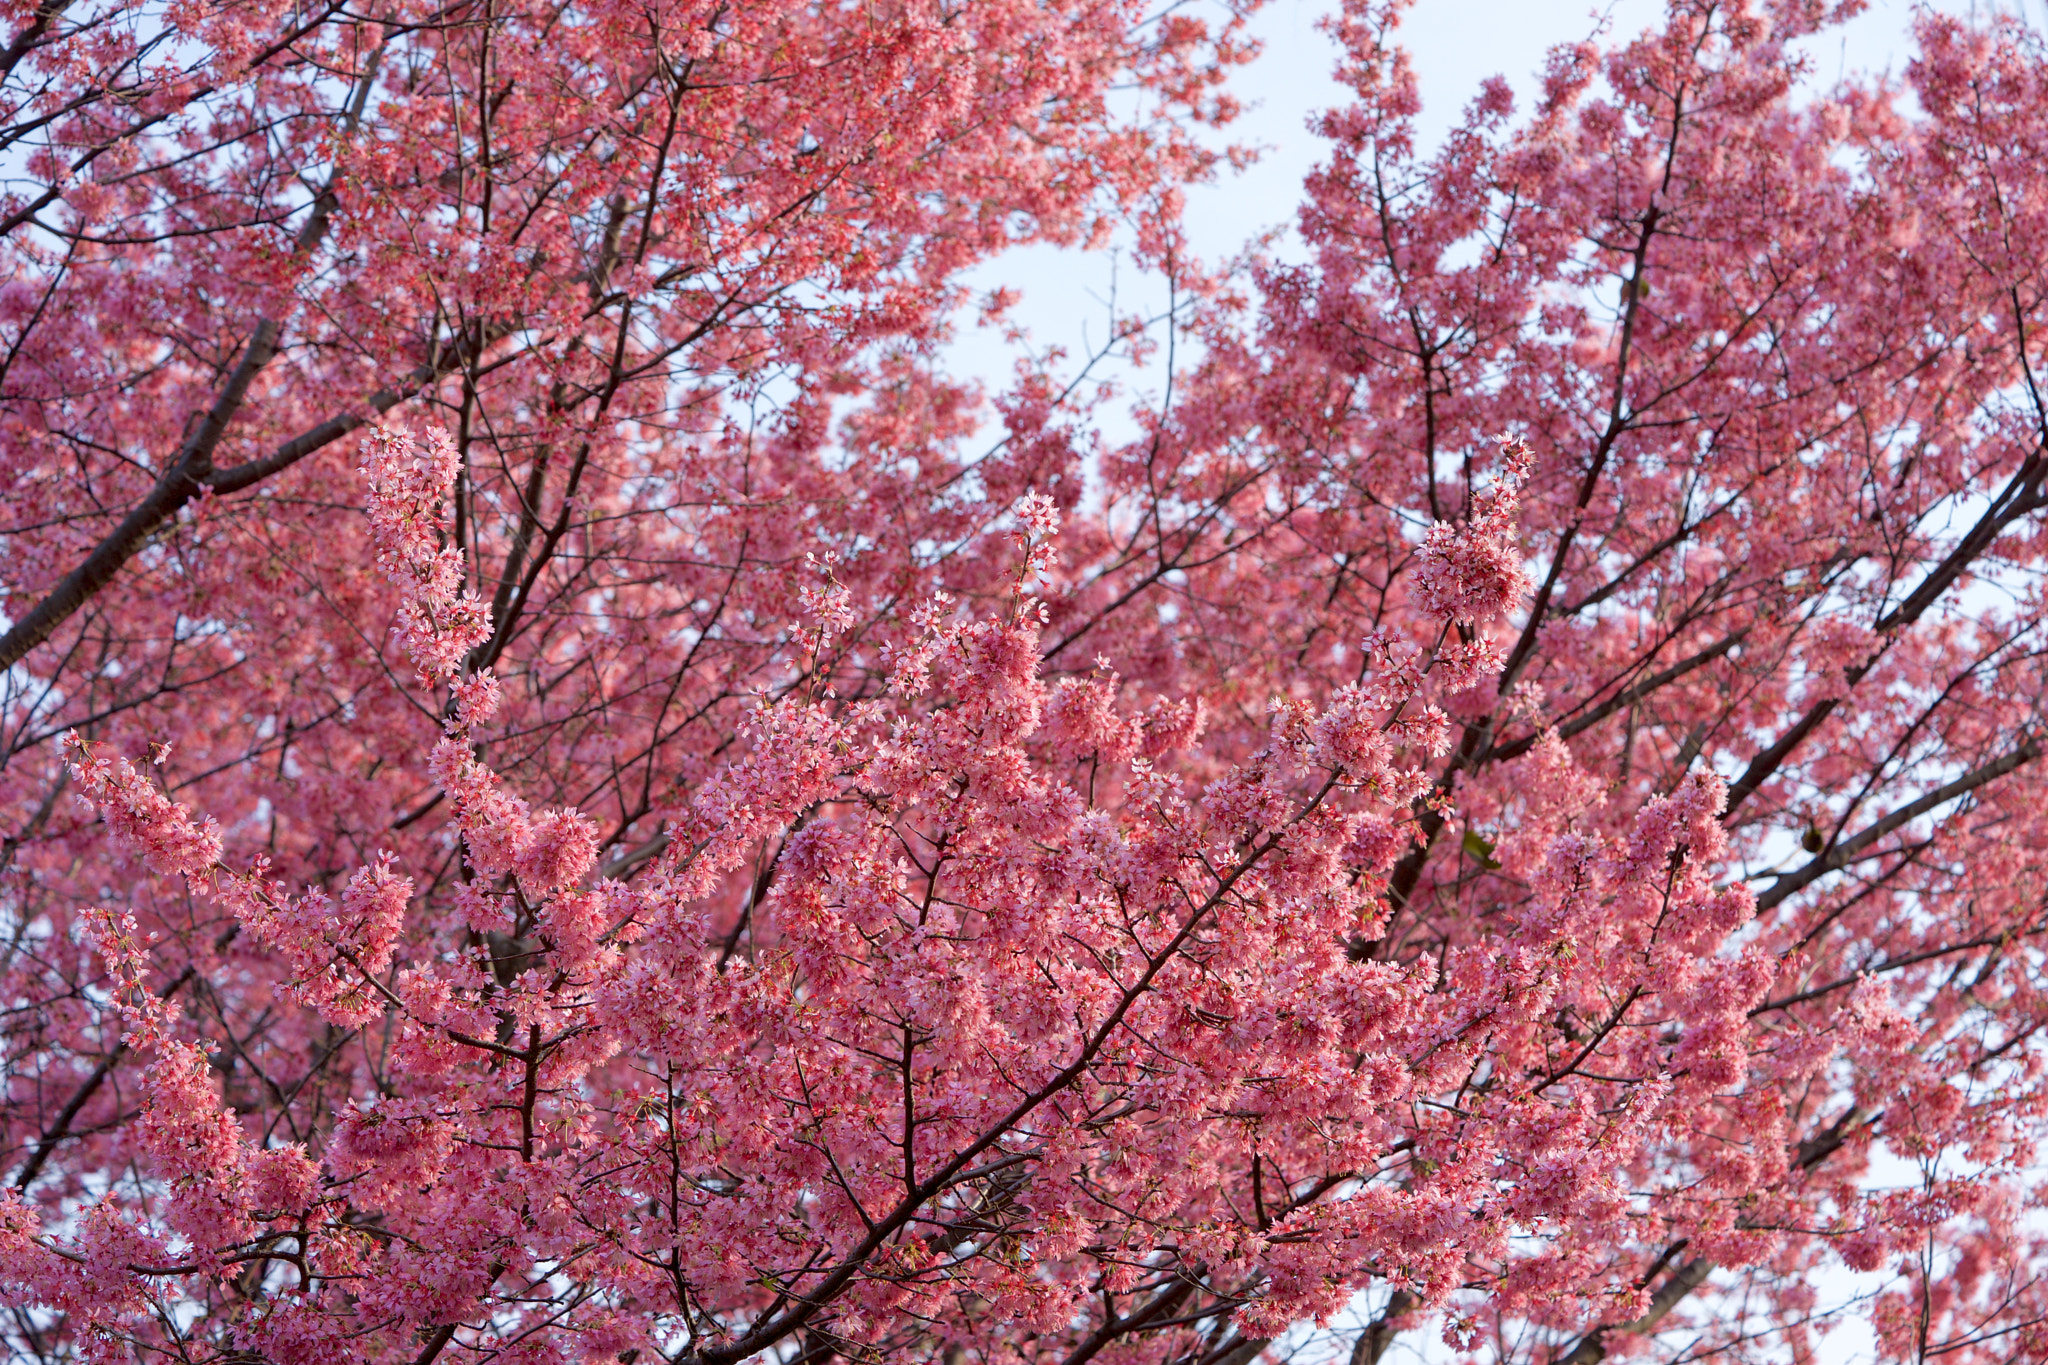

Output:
xmin=949 ymin=0 xmax=2044 ymax=449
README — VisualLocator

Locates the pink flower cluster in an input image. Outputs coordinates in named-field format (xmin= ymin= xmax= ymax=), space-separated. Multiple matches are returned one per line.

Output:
xmin=61 ymin=735 xmax=222 ymax=876
xmin=359 ymin=425 xmax=490 ymax=682
xmin=14 ymin=0 xmax=2048 ymax=1359
xmin=1412 ymin=435 xmax=1536 ymax=626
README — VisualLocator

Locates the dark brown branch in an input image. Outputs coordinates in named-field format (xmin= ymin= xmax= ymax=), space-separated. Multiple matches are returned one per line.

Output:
xmin=1754 ymin=739 xmax=2039 ymax=914
xmin=1549 ymin=1108 xmax=1872 ymax=1364
xmin=1724 ymin=447 xmax=2048 ymax=819
xmin=1551 ymin=1256 xmax=1714 ymax=1365
xmin=1350 ymin=1289 xmax=1416 ymax=1365
xmin=11 ymin=964 xmax=196 ymax=1189
xmin=0 ymin=317 xmax=501 ymax=672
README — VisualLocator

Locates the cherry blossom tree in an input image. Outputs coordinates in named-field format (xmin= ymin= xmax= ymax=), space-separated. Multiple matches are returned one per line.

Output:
xmin=1 ymin=0 xmax=2046 ymax=1362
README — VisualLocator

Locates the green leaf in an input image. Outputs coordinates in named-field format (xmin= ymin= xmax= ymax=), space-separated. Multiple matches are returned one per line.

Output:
xmin=1463 ymin=830 xmax=1502 ymax=870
